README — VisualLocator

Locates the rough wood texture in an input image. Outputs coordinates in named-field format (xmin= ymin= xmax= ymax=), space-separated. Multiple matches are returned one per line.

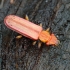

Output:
xmin=0 ymin=0 xmax=70 ymax=70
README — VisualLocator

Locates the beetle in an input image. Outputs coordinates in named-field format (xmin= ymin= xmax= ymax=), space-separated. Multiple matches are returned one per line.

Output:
xmin=4 ymin=15 xmax=60 ymax=48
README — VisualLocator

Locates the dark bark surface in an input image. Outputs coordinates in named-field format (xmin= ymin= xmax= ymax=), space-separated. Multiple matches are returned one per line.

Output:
xmin=0 ymin=0 xmax=70 ymax=70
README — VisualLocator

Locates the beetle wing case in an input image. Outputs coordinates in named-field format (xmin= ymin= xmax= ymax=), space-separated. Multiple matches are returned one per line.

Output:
xmin=4 ymin=15 xmax=43 ymax=40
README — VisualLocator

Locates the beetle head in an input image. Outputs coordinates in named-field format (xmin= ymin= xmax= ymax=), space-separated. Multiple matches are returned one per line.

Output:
xmin=39 ymin=31 xmax=60 ymax=46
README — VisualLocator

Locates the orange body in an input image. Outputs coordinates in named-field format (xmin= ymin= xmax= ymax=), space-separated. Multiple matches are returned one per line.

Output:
xmin=4 ymin=15 xmax=59 ymax=46
xmin=39 ymin=31 xmax=59 ymax=46
xmin=4 ymin=15 xmax=42 ymax=40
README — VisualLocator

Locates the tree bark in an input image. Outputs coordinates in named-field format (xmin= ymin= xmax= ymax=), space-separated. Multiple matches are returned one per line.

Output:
xmin=1 ymin=0 xmax=70 ymax=70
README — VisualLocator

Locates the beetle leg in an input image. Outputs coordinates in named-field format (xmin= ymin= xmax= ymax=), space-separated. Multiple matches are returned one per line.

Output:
xmin=16 ymin=35 xmax=22 ymax=39
xmin=46 ymin=27 xmax=52 ymax=34
xmin=39 ymin=23 xmax=42 ymax=27
xmin=38 ymin=41 xmax=42 ymax=48
xmin=33 ymin=40 xmax=42 ymax=48
xmin=25 ymin=14 xmax=29 ymax=21
xmin=32 ymin=41 xmax=37 ymax=45
xmin=46 ymin=28 xmax=50 ymax=32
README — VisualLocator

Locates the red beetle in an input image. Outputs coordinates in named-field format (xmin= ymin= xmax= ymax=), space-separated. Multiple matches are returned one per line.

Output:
xmin=4 ymin=15 xmax=60 ymax=47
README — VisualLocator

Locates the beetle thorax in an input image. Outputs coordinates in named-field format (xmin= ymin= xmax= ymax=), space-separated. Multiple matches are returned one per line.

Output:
xmin=39 ymin=31 xmax=51 ymax=43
